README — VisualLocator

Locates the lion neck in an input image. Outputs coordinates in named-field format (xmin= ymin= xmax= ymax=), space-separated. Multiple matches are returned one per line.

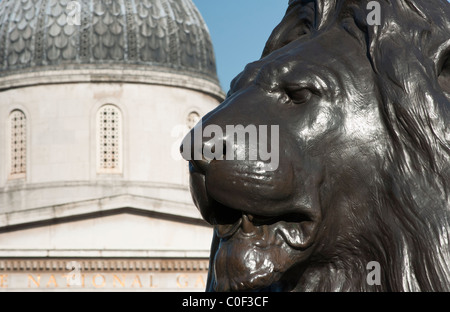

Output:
xmin=293 ymin=261 xmax=382 ymax=292
xmin=292 ymin=165 xmax=450 ymax=292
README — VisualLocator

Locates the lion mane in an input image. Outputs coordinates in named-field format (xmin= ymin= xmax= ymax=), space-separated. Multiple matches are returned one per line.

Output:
xmin=256 ymin=0 xmax=450 ymax=291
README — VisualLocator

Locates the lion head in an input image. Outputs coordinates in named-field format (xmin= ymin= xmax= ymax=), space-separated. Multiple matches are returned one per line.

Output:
xmin=182 ymin=0 xmax=450 ymax=291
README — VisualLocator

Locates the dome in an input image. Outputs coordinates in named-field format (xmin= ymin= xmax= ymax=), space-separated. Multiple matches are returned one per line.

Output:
xmin=0 ymin=0 xmax=222 ymax=97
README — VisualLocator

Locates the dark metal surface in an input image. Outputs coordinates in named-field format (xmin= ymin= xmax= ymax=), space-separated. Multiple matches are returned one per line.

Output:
xmin=183 ymin=0 xmax=450 ymax=291
xmin=0 ymin=0 xmax=218 ymax=82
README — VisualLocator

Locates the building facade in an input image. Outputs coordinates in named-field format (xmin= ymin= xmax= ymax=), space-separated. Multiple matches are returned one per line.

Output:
xmin=0 ymin=0 xmax=224 ymax=291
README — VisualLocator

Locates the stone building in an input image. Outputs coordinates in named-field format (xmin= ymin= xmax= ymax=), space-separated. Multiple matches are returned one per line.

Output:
xmin=0 ymin=0 xmax=224 ymax=291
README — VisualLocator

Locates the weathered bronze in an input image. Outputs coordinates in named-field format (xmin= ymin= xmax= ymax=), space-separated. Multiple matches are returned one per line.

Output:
xmin=182 ymin=0 xmax=450 ymax=291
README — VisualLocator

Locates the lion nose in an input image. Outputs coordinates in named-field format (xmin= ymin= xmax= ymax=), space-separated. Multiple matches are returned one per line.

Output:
xmin=190 ymin=158 xmax=210 ymax=174
xmin=180 ymin=132 xmax=227 ymax=174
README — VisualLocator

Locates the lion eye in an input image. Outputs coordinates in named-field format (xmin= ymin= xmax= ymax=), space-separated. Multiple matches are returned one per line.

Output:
xmin=286 ymin=88 xmax=313 ymax=105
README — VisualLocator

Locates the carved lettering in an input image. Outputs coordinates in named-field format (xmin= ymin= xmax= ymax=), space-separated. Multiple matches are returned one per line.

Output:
xmin=194 ymin=275 xmax=205 ymax=288
xmin=46 ymin=275 xmax=58 ymax=288
xmin=177 ymin=274 xmax=189 ymax=288
xmin=130 ymin=275 xmax=142 ymax=288
xmin=92 ymin=274 xmax=106 ymax=288
xmin=28 ymin=274 xmax=41 ymax=288
xmin=0 ymin=275 xmax=7 ymax=288
xmin=149 ymin=274 xmax=158 ymax=288
xmin=112 ymin=274 xmax=126 ymax=288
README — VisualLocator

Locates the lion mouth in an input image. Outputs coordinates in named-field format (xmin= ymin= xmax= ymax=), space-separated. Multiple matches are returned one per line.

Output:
xmin=189 ymin=162 xmax=319 ymax=291
xmin=215 ymin=210 xmax=314 ymax=250
xmin=212 ymin=207 xmax=316 ymax=292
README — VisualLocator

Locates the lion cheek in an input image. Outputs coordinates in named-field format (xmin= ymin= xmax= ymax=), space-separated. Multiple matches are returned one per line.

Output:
xmin=206 ymin=160 xmax=296 ymax=213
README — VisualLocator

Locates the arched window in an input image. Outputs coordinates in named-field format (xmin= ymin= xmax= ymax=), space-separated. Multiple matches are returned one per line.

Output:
xmin=97 ymin=105 xmax=122 ymax=174
xmin=9 ymin=110 xmax=27 ymax=179
xmin=187 ymin=111 xmax=200 ymax=130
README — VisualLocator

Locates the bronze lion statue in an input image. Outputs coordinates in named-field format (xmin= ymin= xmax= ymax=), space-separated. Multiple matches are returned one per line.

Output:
xmin=182 ymin=0 xmax=450 ymax=291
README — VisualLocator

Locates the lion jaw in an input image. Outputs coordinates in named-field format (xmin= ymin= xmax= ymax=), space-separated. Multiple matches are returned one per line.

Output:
xmin=212 ymin=212 xmax=316 ymax=291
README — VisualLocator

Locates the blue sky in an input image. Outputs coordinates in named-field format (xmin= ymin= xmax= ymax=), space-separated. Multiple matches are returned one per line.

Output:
xmin=194 ymin=0 xmax=450 ymax=93
xmin=192 ymin=1 xmax=287 ymax=92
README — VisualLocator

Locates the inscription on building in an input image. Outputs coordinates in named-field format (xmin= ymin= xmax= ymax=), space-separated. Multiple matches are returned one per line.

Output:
xmin=0 ymin=272 xmax=206 ymax=290
xmin=0 ymin=259 xmax=209 ymax=291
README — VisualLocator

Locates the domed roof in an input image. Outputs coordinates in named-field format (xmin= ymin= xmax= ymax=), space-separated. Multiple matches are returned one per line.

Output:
xmin=0 ymin=0 xmax=221 ymax=90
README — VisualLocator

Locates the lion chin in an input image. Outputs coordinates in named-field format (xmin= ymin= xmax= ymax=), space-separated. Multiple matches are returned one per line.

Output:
xmin=212 ymin=214 xmax=312 ymax=292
